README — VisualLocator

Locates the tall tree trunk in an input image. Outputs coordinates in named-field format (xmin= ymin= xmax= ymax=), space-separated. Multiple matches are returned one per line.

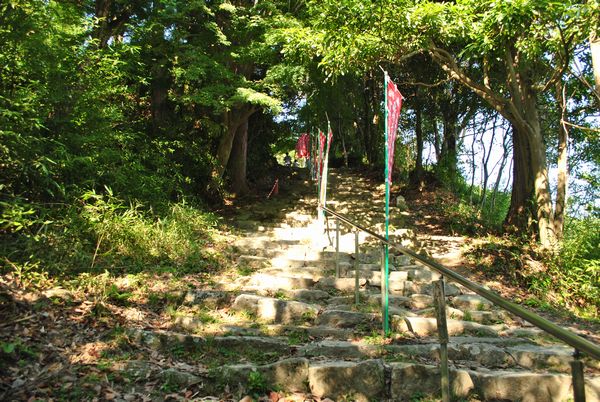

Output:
xmin=215 ymin=107 xmax=256 ymax=181
xmin=430 ymin=46 xmax=555 ymax=245
xmin=432 ymin=117 xmax=441 ymax=161
xmin=410 ymin=103 xmax=424 ymax=187
xmin=591 ymin=31 xmax=600 ymax=100
xmin=150 ymin=63 xmax=170 ymax=135
xmin=480 ymin=115 xmax=498 ymax=211
xmin=554 ymin=83 xmax=569 ymax=241
xmin=93 ymin=0 xmax=130 ymax=48
xmin=440 ymin=112 xmax=458 ymax=176
xmin=505 ymin=126 xmax=535 ymax=233
xmin=491 ymin=129 xmax=510 ymax=209
xmin=469 ymin=128 xmax=477 ymax=204
xmin=229 ymin=118 xmax=250 ymax=194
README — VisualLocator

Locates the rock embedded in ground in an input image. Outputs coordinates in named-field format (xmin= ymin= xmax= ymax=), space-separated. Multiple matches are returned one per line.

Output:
xmin=390 ymin=362 xmax=475 ymax=399
xmin=231 ymin=294 xmax=320 ymax=324
xmin=316 ymin=309 xmax=380 ymax=329
xmin=452 ymin=294 xmax=493 ymax=310
xmin=183 ymin=290 xmax=231 ymax=308
xmin=404 ymin=316 xmax=499 ymax=337
xmin=308 ymin=359 xmax=386 ymax=402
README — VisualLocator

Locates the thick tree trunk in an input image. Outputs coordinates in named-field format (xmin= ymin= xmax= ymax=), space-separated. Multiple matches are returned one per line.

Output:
xmin=229 ymin=119 xmax=250 ymax=194
xmin=216 ymin=117 xmax=240 ymax=179
xmin=491 ymin=129 xmax=510 ymax=209
xmin=94 ymin=0 xmax=130 ymax=48
xmin=505 ymin=122 xmax=554 ymax=246
xmin=430 ymin=46 xmax=555 ymax=246
xmin=505 ymin=126 xmax=535 ymax=232
xmin=591 ymin=32 xmax=600 ymax=100
xmin=440 ymin=113 xmax=458 ymax=175
xmin=150 ymin=64 xmax=170 ymax=135
xmin=215 ymin=107 xmax=256 ymax=183
xmin=554 ymin=83 xmax=568 ymax=241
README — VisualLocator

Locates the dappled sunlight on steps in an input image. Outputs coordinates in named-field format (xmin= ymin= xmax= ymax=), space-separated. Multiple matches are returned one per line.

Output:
xmin=119 ymin=168 xmax=599 ymax=401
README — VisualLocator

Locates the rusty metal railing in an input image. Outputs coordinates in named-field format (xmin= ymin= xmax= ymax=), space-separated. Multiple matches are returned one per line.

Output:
xmin=320 ymin=203 xmax=599 ymax=402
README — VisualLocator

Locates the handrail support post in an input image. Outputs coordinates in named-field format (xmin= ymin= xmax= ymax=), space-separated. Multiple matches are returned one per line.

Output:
xmin=571 ymin=349 xmax=587 ymax=402
xmin=434 ymin=277 xmax=450 ymax=402
xmin=335 ymin=218 xmax=340 ymax=278
xmin=354 ymin=230 xmax=360 ymax=305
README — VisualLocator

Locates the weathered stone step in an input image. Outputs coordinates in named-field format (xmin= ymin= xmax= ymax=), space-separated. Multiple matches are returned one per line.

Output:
xmin=316 ymin=309 xmax=380 ymax=329
xmin=231 ymin=294 xmax=320 ymax=324
xmin=233 ymin=236 xmax=302 ymax=250
xmin=404 ymin=266 xmax=442 ymax=281
xmin=391 ymin=362 xmax=600 ymax=402
xmin=269 ymin=256 xmax=344 ymax=270
xmin=373 ymin=280 xmax=463 ymax=297
xmin=344 ymin=269 xmax=409 ymax=283
xmin=182 ymin=290 xmax=233 ymax=308
xmin=246 ymin=273 xmax=316 ymax=290
xmin=257 ymin=267 xmax=329 ymax=281
xmin=204 ymin=357 xmax=600 ymax=401
xmin=129 ymin=329 xmax=293 ymax=355
xmin=451 ymin=294 xmax=494 ymax=310
xmin=291 ymin=335 xmax=580 ymax=374
xmin=315 ymin=277 xmax=368 ymax=292
xmin=404 ymin=316 xmax=501 ymax=337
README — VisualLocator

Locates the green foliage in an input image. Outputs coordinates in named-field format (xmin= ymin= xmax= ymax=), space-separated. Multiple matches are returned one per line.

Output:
xmin=542 ymin=217 xmax=600 ymax=317
xmin=467 ymin=218 xmax=600 ymax=320
xmin=247 ymin=370 xmax=268 ymax=395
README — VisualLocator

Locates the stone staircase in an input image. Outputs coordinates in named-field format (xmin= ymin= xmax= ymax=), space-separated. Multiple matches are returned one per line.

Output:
xmin=124 ymin=170 xmax=599 ymax=401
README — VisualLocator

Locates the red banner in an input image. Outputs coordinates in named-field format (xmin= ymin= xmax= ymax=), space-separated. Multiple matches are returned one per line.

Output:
xmin=386 ymin=77 xmax=403 ymax=185
xmin=318 ymin=130 xmax=326 ymax=175
xmin=295 ymin=133 xmax=310 ymax=159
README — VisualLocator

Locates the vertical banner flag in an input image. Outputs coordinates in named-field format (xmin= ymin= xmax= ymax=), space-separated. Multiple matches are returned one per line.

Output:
xmin=318 ymin=130 xmax=326 ymax=175
xmin=386 ymin=76 xmax=403 ymax=186
xmin=295 ymin=133 xmax=310 ymax=159
xmin=382 ymin=71 xmax=403 ymax=336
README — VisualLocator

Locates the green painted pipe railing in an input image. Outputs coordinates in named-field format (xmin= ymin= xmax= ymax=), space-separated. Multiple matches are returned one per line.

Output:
xmin=320 ymin=203 xmax=600 ymax=360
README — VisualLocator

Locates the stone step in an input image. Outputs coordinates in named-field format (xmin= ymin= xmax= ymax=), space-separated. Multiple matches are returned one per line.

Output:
xmin=379 ymin=280 xmax=463 ymax=297
xmin=404 ymin=316 xmax=501 ymax=337
xmin=246 ymin=273 xmax=316 ymax=290
xmin=390 ymin=362 xmax=600 ymax=401
xmin=344 ymin=269 xmax=409 ymax=283
xmin=316 ymin=309 xmax=381 ymax=329
xmin=404 ymin=266 xmax=442 ymax=281
xmin=257 ymin=267 xmax=330 ymax=281
xmin=233 ymin=236 xmax=303 ymax=250
xmin=269 ymin=256 xmax=344 ymax=270
xmin=451 ymin=294 xmax=494 ymax=311
xmin=201 ymin=356 xmax=600 ymax=402
xmin=315 ymin=277 xmax=368 ymax=292
xmin=182 ymin=290 xmax=233 ymax=308
xmin=129 ymin=329 xmax=293 ymax=355
xmin=231 ymin=294 xmax=320 ymax=324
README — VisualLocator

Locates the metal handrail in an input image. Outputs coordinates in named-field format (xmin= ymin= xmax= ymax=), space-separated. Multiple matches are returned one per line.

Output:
xmin=320 ymin=203 xmax=600 ymax=361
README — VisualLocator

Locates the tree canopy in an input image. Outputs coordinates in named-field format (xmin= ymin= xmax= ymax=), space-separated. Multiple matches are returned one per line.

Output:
xmin=1 ymin=0 xmax=598 ymax=246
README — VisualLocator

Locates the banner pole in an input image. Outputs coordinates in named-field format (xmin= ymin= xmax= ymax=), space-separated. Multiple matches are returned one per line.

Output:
xmin=383 ymin=73 xmax=390 ymax=335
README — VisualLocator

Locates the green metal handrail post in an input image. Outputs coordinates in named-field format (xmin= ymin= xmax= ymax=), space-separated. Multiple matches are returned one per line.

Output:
xmin=335 ymin=217 xmax=340 ymax=278
xmin=354 ymin=230 xmax=360 ymax=305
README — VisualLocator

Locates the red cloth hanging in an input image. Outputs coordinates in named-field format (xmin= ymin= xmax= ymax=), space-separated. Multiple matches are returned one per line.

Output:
xmin=295 ymin=133 xmax=310 ymax=159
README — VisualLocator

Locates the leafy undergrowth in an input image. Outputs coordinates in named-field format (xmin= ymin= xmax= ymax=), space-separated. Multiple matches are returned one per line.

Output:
xmin=465 ymin=222 xmax=600 ymax=323
xmin=0 ymin=169 xmax=319 ymax=400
